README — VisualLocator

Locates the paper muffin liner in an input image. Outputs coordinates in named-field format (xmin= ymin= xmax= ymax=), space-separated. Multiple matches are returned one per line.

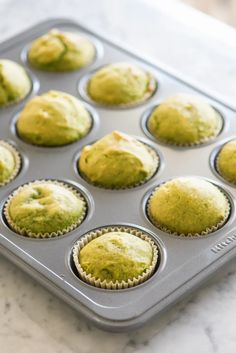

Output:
xmin=146 ymin=180 xmax=231 ymax=238
xmin=147 ymin=109 xmax=223 ymax=147
xmin=3 ymin=180 xmax=87 ymax=238
xmin=72 ymin=226 xmax=159 ymax=289
xmin=0 ymin=141 xmax=21 ymax=187
xmin=85 ymin=72 xmax=157 ymax=109
xmin=79 ymin=142 xmax=159 ymax=190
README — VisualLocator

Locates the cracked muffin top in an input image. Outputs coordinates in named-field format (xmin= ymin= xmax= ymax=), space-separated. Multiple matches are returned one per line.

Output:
xmin=0 ymin=59 xmax=31 ymax=107
xmin=28 ymin=29 xmax=95 ymax=72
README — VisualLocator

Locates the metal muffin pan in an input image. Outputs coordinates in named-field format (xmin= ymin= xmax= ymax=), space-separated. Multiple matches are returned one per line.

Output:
xmin=1 ymin=18 xmax=236 ymax=332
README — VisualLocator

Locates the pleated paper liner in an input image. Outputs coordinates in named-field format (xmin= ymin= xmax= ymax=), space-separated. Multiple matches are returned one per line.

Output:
xmin=4 ymin=180 xmax=87 ymax=238
xmin=146 ymin=109 xmax=223 ymax=147
xmin=73 ymin=226 xmax=159 ymax=289
xmin=146 ymin=180 xmax=231 ymax=238
xmin=84 ymin=71 xmax=157 ymax=109
xmin=0 ymin=141 xmax=21 ymax=187
xmin=79 ymin=143 xmax=159 ymax=190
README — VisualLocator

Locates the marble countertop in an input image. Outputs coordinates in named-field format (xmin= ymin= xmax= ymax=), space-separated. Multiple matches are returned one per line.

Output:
xmin=1 ymin=1 xmax=236 ymax=352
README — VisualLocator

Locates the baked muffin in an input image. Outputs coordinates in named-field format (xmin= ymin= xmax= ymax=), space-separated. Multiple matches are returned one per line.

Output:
xmin=87 ymin=62 xmax=156 ymax=106
xmin=79 ymin=131 xmax=158 ymax=188
xmin=73 ymin=227 xmax=158 ymax=289
xmin=0 ymin=141 xmax=21 ymax=186
xmin=147 ymin=94 xmax=222 ymax=146
xmin=216 ymin=139 xmax=236 ymax=184
xmin=0 ymin=59 xmax=31 ymax=107
xmin=79 ymin=232 xmax=153 ymax=282
xmin=148 ymin=177 xmax=229 ymax=236
xmin=17 ymin=90 xmax=92 ymax=146
xmin=4 ymin=180 xmax=86 ymax=237
xmin=28 ymin=29 xmax=95 ymax=72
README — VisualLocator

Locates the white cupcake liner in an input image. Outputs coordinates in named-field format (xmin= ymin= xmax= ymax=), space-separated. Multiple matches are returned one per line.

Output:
xmin=73 ymin=226 xmax=159 ymax=289
xmin=0 ymin=141 xmax=21 ymax=187
xmin=147 ymin=109 xmax=223 ymax=147
xmin=146 ymin=180 xmax=231 ymax=238
xmin=86 ymin=72 xmax=157 ymax=108
xmin=79 ymin=143 xmax=159 ymax=190
xmin=4 ymin=180 xmax=87 ymax=238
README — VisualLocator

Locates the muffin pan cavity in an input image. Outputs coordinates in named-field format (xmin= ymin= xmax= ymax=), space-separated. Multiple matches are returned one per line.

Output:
xmin=141 ymin=103 xmax=225 ymax=148
xmin=75 ymin=135 xmax=161 ymax=190
xmin=2 ymin=179 xmax=92 ymax=238
xmin=144 ymin=177 xmax=232 ymax=238
xmin=1 ymin=19 xmax=236 ymax=332
xmin=21 ymin=32 xmax=104 ymax=71
xmin=78 ymin=64 xmax=158 ymax=109
xmin=210 ymin=137 xmax=236 ymax=187
xmin=0 ymin=140 xmax=23 ymax=187
xmin=0 ymin=67 xmax=40 ymax=110
xmin=70 ymin=225 xmax=162 ymax=290
xmin=11 ymin=101 xmax=99 ymax=149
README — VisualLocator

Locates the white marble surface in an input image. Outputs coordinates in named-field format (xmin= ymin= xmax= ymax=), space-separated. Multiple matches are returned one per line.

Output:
xmin=1 ymin=0 xmax=236 ymax=352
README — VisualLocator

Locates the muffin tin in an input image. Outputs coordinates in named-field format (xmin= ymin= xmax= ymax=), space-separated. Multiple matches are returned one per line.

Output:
xmin=1 ymin=18 xmax=236 ymax=332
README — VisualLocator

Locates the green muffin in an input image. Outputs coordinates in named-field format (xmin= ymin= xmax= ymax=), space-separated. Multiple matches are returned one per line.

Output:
xmin=28 ymin=29 xmax=95 ymax=72
xmin=78 ymin=232 xmax=153 ymax=282
xmin=0 ymin=142 xmax=20 ymax=186
xmin=4 ymin=181 xmax=86 ymax=237
xmin=0 ymin=59 xmax=31 ymax=107
xmin=17 ymin=90 xmax=91 ymax=146
xmin=87 ymin=62 xmax=156 ymax=106
xmin=217 ymin=139 xmax=236 ymax=184
xmin=79 ymin=131 xmax=158 ymax=188
xmin=148 ymin=177 xmax=229 ymax=236
xmin=148 ymin=94 xmax=222 ymax=146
